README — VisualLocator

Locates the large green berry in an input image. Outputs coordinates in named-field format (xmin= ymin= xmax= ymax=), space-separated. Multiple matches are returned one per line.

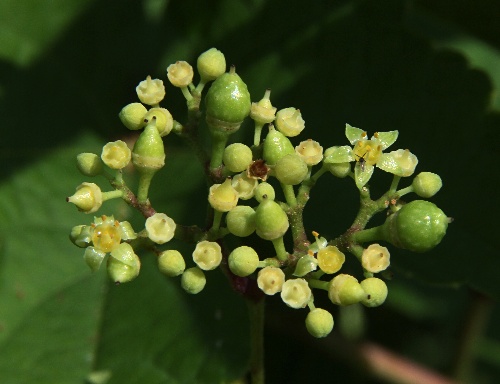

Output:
xmin=205 ymin=67 xmax=251 ymax=135
xmin=381 ymin=200 xmax=448 ymax=252
xmin=262 ymin=125 xmax=295 ymax=165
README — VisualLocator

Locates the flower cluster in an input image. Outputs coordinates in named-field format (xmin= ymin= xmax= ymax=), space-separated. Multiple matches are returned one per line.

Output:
xmin=67 ymin=47 xmax=450 ymax=338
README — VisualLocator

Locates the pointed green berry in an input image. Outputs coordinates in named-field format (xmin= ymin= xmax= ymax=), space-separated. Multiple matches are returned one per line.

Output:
xmin=360 ymin=277 xmax=388 ymax=307
xmin=255 ymin=198 xmax=289 ymax=240
xmin=119 ymin=102 xmax=148 ymax=130
xmin=275 ymin=154 xmax=308 ymax=185
xmin=262 ymin=125 xmax=295 ymax=165
xmin=132 ymin=125 xmax=166 ymax=171
xmin=181 ymin=267 xmax=206 ymax=294
xmin=381 ymin=200 xmax=449 ymax=252
xmin=205 ymin=66 xmax=251 ymax=135
xmin=328 ymin=274 xmax=366 ymax=306
xmin=228 ymin=246 xmax=260 ymax=277
xmin=305 ymin=308 xmax=334 ymax=338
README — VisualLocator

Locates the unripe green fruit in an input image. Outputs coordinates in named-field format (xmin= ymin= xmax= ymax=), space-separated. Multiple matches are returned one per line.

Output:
xmin=158 ymin=250 xmax=185 ymax=277
xmin=197 ymin=48 xmax=226 ymax=83
xmin=412 ymin=172 xmax=442 ymax=198
xmin=360 ymin=277 xmax=388 ymax=307
xmin=254 ymin=182 xmax=275 ymax=202
xmin=228 ymin=246 xmax=260 ymax=277
xmin=262 ymin=125 xmax=295 ymax=165
xmin=305 ymin=308 xmax=334 ymax=338
xmin=181 ymin=267 xmax=206 ymax=294
xmin=226 ymin=205 xmax=256 ymax=237
xmin=275 ymin=154 xmax=308 ymax=185
xmin=328 ymin=274 xmax=366 ymax=306
xmin=205 ymin=67 xmax=251 ymax=135
xmin=255 ymin=198 xmax=289 ymax=240
xmin=381 ymin=200 xmax=448 ymax=253
xmin=119 ymin=102 xmax=148 ymax=130
xmin=132 ymin=125 xmax=166 ymax=171
xmin=223 ymin=143 xmax=253 ymax=172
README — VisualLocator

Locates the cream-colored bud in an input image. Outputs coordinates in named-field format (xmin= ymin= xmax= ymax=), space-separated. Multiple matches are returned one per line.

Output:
xmin=295 ymin=139 xmax=323 ymax=166
xmin=257 ymin=266 xmax=285 ymax=295
xmin=145 ymin=213 xmax=176 ymax=244
xmin=275 ymin=107 xmax=305 ymax=137
xmin=280 ymin=278 xmax=312 ymax=309
xmin=101 ymin=140 xmax=131 ymax=170
xmin=232 ymin=172 xmax=258 ymax=200
xmin=192 ymin=241 xmax=222 ymax=270
xmin=361 ymin=244 xmax=390 ymax=273
xmin=136 ymin=75 xmax=165 ymax=105
xmin=167 ymin=61 xmax=194 ymax=88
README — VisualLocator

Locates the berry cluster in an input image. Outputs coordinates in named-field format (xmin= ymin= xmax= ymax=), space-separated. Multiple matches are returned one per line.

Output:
xmin=68 ymin=48 xmax=450 ymax=338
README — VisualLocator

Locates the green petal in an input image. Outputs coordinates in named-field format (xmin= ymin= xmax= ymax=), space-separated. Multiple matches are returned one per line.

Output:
xmin=323 ymin=145 xmax=355 ymax=164
xmin=345 ymin=124 xmax=366 ymax=145
xmin=293 ymin=255 xmax=318 ymax=277
xmin=374 ymin=130 xmax=398 ymax=150
xmin=354 ymin=162 xmax=374 ymax=189
xmin=376 ymin=152 xmax=401 ymax=174
xmin=83 ymin=247 xmax=107 ymax=272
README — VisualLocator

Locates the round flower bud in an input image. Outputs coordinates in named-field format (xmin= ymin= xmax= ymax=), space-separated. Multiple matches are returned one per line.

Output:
xmin=250 ymin=89 xmax=277 ymax=125
xmin=143 ymin=107 xmax=174 ymax=136
xmin=275 ymin=154 xmax=308 ymax=185
xmin=228 ymin=246 xmax=260 ymax=277
xmin=295 ymin=139 xmax=323 ymax=166
xmin=232 ymin=172 xmax=258 ymax=200
xmin=223 ymin=143 xmax=253 ymax=173
xmin=132 ymin=125 xmax=166 ymax=171
xmin=192 ymin=241 xmax=222 ymax=270
xmin=226 ymin=205 xmax=256 ymax=237
xmin=281 ymin=278 xmax=312 ymax=309
xmin=361 ymin=244 xmax=390 ymax=273
xmin=328 ymin=274 xmax=366 ymax=306
xmin=136 ymin=75 xmax=165 ymax=106
xmin=158 ymin=250 xmax=185 ymax=277
xmin=412 ymin=172 xmax=442 ymax=198
xmin=181 ymin=267 xmax=206 ymax=294
xmin=67 ymin=182 xmax=103 ymax=214
xmin=327 ymin=162 xmax=351 ymax=178
xmin=205 ymin=67 xmax=251 ymax=135
xmin=167 ymin=61 xmax=194 ymax=88
xmin=119 ymin=102 xmax=148 ymax=130
xmin=275 ymin=107 xmax=305 ymax=137
xmin=305 ymin=308 xmax=334 ymax=338
xmin=107 ymin=243 xmax=141 ymax=283
xmin=91 ymin=218 xmax=122 ymax=253
xmin=83 ymin=246 xmax=106 ymax=272
xmin=255 ymin=198 xmax=289 ymax=240
xmin=381 ymin=200 xmax=449 ymax=253
xmin=360 ymin=277 xmax=388 ymax=307
xmin=101 ymin=140 xmax=131 ymax=170
xmin=145 ymin=213 xmax=176 ymax=244
xmin=262 ymin=125 xmax=295 ymax=166
xmin=70 ymin=225 xmax=93 ymax=248
xmin=257 ymin=266 xmax=285 ymax=295
xmin=208 ymin=178 xmax=239 ymax=212
xmin=254 ymin=182 xmax=275 ymax=203
xmin=317 ymin=246 xmax=345 ymax=274
xmin=76 ymin=153 xmax=103 ymax=177
xmin=197 ymin=48 xmax=226 ymax=83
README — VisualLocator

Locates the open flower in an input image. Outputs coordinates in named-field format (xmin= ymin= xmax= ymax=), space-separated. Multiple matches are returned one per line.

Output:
xmin=323 ymin=124 xmax=416 ymax=189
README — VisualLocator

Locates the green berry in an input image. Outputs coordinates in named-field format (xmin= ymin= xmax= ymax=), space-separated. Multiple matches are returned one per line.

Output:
xmin=226 ymin=205 xmax=256 ymax=237
xmin=255 ymin=198 xmax=289 ymax=240
xmin=197 ymin=48 xmax=226 ymax=83
xmin=223 ymin=143 xmax=253 ymax=172
xmin=360 ymin=277 xmax=388 ymax=307
xmin=274 ymin=154 xmax=308 ymax=185
xmin=205 ymin=66 xmax=251 ymax=135
xmin=412 ymin=172 xmax=442 ymax=198
xmin=181 ymin=267 xmax=206 ymax=294
xmin=158 ymin=250 xmax=185 ymax=277
xmin=262 ymin=125 xmax=295 ymax=165
xmin=305 ymin=308 xmax=334 ymax=338
xmin=228 ymin=246 xmax=260 ymax=277
xmin=381 ymin=200 xmax=449 ymax=252
xmin=132 ymin=125 xmax=166 ymax=171
xmin=254 ymin=182 xmax=275 ymax=203
xmin=76 ymin=153 xmax=103 ymax=177
xmin=119 ymin=102 xmax=148 ymax=130
xmin=328 ymin=274 xmax=366 ymax=306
